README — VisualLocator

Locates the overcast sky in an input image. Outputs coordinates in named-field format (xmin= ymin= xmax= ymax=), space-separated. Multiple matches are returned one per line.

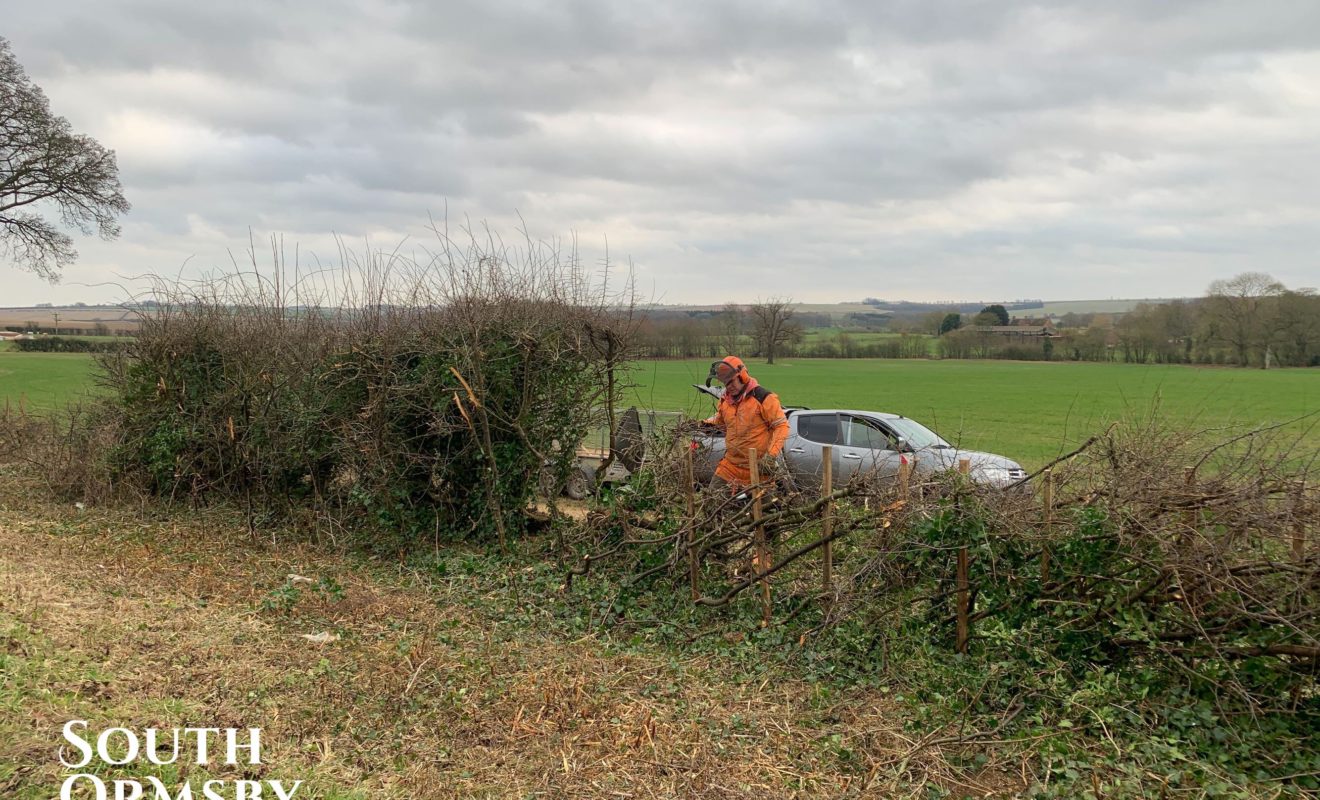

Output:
xmin=4 ymin=1 xmax=1320 ymax=306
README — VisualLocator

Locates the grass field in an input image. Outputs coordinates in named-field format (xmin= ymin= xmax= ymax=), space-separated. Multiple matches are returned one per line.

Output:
xmin=2 ymin=351 xmax=1316 ymax=469
xmin=623 ymin=358 xmax=1319 ymax=468
xmin=800 ymin=328 xmax=910 ymax=341
xmin=1007 ymin=298 xmax=1185 ymax=318
xmin=0 ymin=352 xmax=100 ymax=412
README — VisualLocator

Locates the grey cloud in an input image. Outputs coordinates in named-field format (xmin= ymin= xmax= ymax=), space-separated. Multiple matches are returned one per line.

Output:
xmin=4 ymin=0 xmax=1320 ymax=304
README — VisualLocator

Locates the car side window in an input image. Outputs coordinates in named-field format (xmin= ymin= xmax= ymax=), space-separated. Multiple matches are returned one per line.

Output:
xmin=796 ymin=413 xmax=841 ymax=445
xmin=845 ymin=416 xmax=895 ymax=450
xmin=872 ymin=420 xmax=902 ymax=450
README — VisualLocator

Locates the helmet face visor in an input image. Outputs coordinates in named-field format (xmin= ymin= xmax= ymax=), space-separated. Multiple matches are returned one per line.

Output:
xmin=706 ymin=359 xmax=740 ymax=387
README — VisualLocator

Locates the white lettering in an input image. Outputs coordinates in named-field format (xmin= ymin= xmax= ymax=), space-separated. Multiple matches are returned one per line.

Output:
xmin=145 ymin=728 xmax=181 ymax=765
xmin=227 ymin=728 xmax=262 ymax=765
xmin=186 ymin=728 xmax=221 ymax=765
xmin=58 ymin=724 xmax=291 ymax=799
xmin=98 ymin=728 xmax=141 ymax=766
xmin=269 ymin=780 xmax=303 ymax=800
xmin=60 ymin=720 xmax=94 ymax=769
xmin=145 ymin=776 xmax=194 ymax=800
xmin=114 ymin=778 xmax=144 ymax=800
xmin=61 ymin=773 xmax=107 ymax=800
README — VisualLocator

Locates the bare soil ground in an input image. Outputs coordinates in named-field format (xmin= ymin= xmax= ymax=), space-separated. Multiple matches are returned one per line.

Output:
xmin=0 ymin=471 xmax=1021 ymax=799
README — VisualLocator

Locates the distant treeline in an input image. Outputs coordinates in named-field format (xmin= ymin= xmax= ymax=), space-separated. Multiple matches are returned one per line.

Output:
xmin=635 ymin=325 xmax=931 ymax=360
xmin=636 ymin=273 xmax=1318 ymax=367
xmin=11 ymin=336 xmax=126 ymax=353
xmin=3 ymin=322 xmax=135 ymax=337
xmin=1067 ymin=274 xmax=1318 ymax=367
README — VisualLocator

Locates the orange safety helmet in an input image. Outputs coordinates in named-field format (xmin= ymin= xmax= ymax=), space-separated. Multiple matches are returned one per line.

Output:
xmin=705 ymin=355 xmax=747 ymax=387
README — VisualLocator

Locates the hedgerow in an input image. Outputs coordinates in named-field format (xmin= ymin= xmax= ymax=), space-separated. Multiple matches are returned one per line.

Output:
xmin=12 ymin=336 xmax=125 ymax=353
xmin=563 ymin=415 xmax=1320 ymax=796
xmin=92 ymin=229 xmax=635 ymax=545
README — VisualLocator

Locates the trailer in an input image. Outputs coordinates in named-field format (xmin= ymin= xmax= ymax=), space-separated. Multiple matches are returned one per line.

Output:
xmin=539 ymin=407 xmax=682 ymax=499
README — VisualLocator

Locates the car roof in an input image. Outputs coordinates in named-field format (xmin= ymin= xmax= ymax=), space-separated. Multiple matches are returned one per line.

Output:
xmin=691 ymin=386 xmax=904 ymax=421
xmin=788 ymin=409 xmax=903 ymax=421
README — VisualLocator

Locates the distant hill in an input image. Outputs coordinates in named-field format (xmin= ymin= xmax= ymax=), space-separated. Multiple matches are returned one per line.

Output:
xmin=640 ymin=297 xmax=1189 ymax=322
xmin=3 ymin=297 xmax=1192 ymax=334
xmin=0 ymin=305 xmax=141 ymax=334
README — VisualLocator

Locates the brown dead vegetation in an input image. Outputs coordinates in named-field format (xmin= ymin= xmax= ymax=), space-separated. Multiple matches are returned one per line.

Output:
xmin=0 ymin=470 xmax=1022 ymax=799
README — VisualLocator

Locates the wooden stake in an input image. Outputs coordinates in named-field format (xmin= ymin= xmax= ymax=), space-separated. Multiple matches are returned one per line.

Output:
xmin=958 ymin=457 xmax=971 ymax=475
xmin=749 ymin=447 xmax=770 ymax=627
xmin=1295 ymin=479 xmax=1307 ymax=563
xmin=898 ymin=458 xmax=911 ymax=497
xmin=821 ymin=445 xmax=834 ymax=609
xmin=1041 ymin=467 xmax=1054 ymax=585
xmin=956 ymin=546 xmax=970 ymax=654
xmin=1183 ymin=465 xmax=1197 ymax=533
xmin=685 ymin=444 xmax=699 ymax=601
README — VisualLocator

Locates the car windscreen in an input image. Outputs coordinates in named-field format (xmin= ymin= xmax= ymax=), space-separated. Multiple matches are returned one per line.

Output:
xmin=884 ymin=418 xmax=950 ymax=450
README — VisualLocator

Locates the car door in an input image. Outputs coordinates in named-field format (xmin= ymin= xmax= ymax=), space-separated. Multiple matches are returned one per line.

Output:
xmin=837 ymin=414 xmax=905 ymax=484
xmin=783 ymin=412 xmax=840 ymax=488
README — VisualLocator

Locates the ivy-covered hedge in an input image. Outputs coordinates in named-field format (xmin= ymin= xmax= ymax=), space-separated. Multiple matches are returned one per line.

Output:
xmin=94 ymin=252 xmax=631 ymax=545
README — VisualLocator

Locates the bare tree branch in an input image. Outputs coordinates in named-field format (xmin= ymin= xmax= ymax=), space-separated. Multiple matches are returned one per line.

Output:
xmin=0 ymin=37 xmax=130 ymax=281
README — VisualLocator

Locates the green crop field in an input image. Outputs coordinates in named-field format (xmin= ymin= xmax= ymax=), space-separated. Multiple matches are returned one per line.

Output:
xmin=3 ymin=350 xmax=1316 ymax=469
xmin=801 ymin=328 xmax=908 ymax=341
xmin=0 ymin=352 xmax=101 ymax=412
xmin=623 ymin=358 xmax=1319 ymax=469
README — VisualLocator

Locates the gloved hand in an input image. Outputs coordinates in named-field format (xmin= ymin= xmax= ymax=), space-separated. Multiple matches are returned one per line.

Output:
xmin=757 ymin=453 xmax=785 ymax=476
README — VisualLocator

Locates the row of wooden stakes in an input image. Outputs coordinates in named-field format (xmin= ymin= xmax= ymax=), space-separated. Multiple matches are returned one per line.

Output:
xmin=679 ymin=443 xmax=1062 ymax=650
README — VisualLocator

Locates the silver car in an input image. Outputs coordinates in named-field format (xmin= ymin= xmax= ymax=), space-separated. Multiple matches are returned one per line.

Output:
xmin=691 ymin=386 xmax=1027 ymax=490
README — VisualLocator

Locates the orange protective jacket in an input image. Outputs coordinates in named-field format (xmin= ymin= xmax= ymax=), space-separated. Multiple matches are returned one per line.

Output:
xmin=703 ymin=373 xmax=789 ymax=486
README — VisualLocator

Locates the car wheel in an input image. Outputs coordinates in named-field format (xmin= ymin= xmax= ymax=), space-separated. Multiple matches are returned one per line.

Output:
xmin=564 ymin=465 xmax=595 ymax=500
xmin=537 ymin=467 xmax=560 ymax=498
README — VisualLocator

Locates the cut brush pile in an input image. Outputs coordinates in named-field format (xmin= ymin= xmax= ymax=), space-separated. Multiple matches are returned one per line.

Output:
xmin=567 ymin=413 xmax=1320 ymax=795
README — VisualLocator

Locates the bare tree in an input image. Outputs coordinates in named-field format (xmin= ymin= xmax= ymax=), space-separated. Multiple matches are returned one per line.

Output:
xmin=1 ymin=38 xmax=129 ymax=281
xmin=1270 ymin=288 xmax=1320 ymax=367
xmin=1203 ymin=272 xmax=1284 ymax=367
xmin=716 ymin=302 xmax=743 ymax=355
xmin=748 ymin=297 xmax=803 ymax=364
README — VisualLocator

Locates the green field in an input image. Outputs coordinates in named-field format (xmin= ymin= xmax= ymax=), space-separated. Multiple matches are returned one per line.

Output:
xmin=2 ymin=351 xmax=1316 ymax=469
xmin=0 ymin=352 xmax=100 ymax=412
xmin=1007 ymin=298 xmax=1184 ymax=318
xmin=623 ymin=358 xmax=1319 ymax=468
xmin=800 ymin=328 xmax=912 ymax=342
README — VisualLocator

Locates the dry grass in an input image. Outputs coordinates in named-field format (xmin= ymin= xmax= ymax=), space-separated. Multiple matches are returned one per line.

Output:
xmin=0 ymin=469 xmax=1021 ymax=799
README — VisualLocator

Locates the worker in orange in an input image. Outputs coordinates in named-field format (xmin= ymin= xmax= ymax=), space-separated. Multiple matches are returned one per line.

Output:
xmin=702 ymin=356 xmax=790 ymax=491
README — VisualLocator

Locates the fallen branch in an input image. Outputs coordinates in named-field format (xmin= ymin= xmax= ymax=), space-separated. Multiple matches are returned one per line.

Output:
xmin=696 ymin=519 xmax=864 ymax=608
